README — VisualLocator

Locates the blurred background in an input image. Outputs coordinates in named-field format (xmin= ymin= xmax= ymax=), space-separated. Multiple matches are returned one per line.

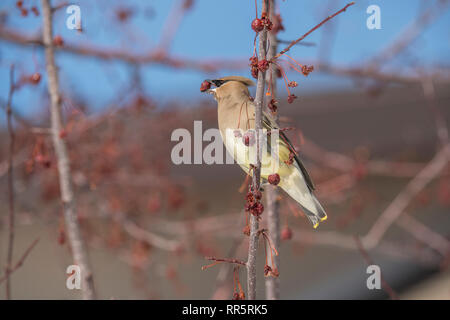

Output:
xmin=0 ymin=0 xmax=449 ymax=299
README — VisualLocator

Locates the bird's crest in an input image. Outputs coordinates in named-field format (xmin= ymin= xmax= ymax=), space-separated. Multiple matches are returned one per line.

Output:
xmin=218 ymin=76 xmax=255 ymax=87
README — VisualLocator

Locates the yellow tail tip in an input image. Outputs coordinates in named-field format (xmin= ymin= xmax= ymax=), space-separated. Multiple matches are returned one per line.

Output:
xmin=313 ymin=222 xmax=319 ymax=229
xmin=320 ymin=215 xmax=328 ymax=222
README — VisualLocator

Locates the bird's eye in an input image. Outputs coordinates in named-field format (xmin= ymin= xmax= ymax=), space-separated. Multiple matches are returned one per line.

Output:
xmin=211 ymin=80 xmax=226 ymax=87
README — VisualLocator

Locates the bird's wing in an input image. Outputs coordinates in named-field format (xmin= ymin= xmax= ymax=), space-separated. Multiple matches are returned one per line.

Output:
xmin=262 ymin=112 xmax=315 ymax=191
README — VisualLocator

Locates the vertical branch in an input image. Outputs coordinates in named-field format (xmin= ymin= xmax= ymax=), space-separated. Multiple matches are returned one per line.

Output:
xmin=41 ymin=0 xmax=96 ymax=300
xmin=5 ymin=65 xmax=16 ymax=300
xmin=247 ymin=0 xmax=270 ymax=300
xmin=264 ymin=0 xmax=280 ymax=300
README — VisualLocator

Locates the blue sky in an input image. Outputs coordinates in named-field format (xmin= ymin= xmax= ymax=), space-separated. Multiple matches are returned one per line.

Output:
xmin=0 ymin=0 xmax=449 ymax=118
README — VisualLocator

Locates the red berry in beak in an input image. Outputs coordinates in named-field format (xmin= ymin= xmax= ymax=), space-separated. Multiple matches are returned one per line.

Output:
xmin=268 ymin=173 xmax=280 ymax=185
xmin=200 ymin=80 xmax=211 ymax=92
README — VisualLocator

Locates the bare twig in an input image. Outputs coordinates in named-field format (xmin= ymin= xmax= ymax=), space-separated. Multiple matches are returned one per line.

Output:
xmin=277 ymin=39 xmax=315 ymax=47
xmin=397 ymin=214 xmax=450 ymax=257
xmin=203 ymin=257 xmax=246 ymax=270
xmin=41 ymin=0 xmax=96 ymax=300
xmin=315 ymin=61 xmax=450 ymax=85
xmin=273 ymin=2 xmax=355 ymax=59
xmin=158 ymin=0 xmax=194 ymax=51
xmin=302 ymin=136 xmax=425 ymax=177
xmin=367 ymin=0 xmax=450 ymax=68
xmin=0 ymin=239 xmax=39 ymax=285
xmin=121 ymin=218 xmax=181 ymax=252
xmin=363 ymin=145 xmax=450 ymax=249
xmin=0 ymin=27 xmax=244 ymax=72
xmin=421 ymin=77 xmax=449 ymax=146
xmin=5 ymin=65 xmax=16 ymax=299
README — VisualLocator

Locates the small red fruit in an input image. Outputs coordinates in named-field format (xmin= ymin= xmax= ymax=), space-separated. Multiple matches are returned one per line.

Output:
xmin=257 ymin=59 xmax=269 ymax=72
xmin=59 ymin=129 xmax=67 ymax=139
xmin=268 ymin=99 xmax=277 ymax=114
xmin=251 ymin=202 xmax=264 ymax=216
xmin=29 ymin=72 xmax=41 ymax=85
xmin=31 ymin=6 xmax=39 ymax=16
xmin=264 ymin=264 xmax=272 ymax=277
xmin=242 ymin=131 xmax=255 ymax=147
xmin=251 ymin=18 xmax=264 ymax=32
xmin=287 ymin=94 xmax=297 ymax=104
xmin=268 ymin=173 xmax=280 ymax=185
xmin=53 ymin=35 xmax=64 ymax=46
xmin=281 ymin=226 xmax=292 ymax=240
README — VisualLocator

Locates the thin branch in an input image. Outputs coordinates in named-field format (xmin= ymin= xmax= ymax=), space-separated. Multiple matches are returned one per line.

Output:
xmin=2 ymin=27 xmax=449 ymax=84
xmin=277 ymin=39 xmax=316 ymax=47
xmin=0 ymin=239 xmax=39 ymax=285
xmin=0 ymin=27 xmax=245 ymax=72
xmin=421 ymin=77 xmax=449 ymax=146
xmin=203 ymin=257 xmax=246 ymax=270
xmin=367 ymin=0 xmax=450 ymax=68
xmin=121 ymin=218 xmax=181 ymax=252
xmin=5 ymin=65 xmax=16 ymax=300
xmin=397 ymin=214 xmax=450 ymax=257
xmin=247 ymin=0 xmax=270 ymax=300
xmin=302 ymin=136 xmax=425 ymax=177
xmin=315 ymin=61 xmax=450 ymax=85
xmin=273 ymin=2 xmax=355 ymax=59
xmin=41 ymin=0 xmax=96 ymax=300
xmin=362 ymin=145 xmax=450 ymax=249
xmin=157 ymin=0 xmax=193 ymax=51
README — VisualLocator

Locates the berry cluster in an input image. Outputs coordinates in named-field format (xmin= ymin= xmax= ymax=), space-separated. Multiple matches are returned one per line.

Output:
xmin=16 ymin=1 xmax=39 ymax=17
xmin=251 ymin=13 xmax=273 ymax=33
xmin=245 ymin=191 xmax=264 ymax=217
xmin=249 ymin=56 xmax=259 ymax=79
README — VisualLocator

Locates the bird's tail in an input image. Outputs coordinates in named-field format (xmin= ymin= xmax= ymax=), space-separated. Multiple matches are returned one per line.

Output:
xmin=280 ymin=169 xmax=327 ymax=229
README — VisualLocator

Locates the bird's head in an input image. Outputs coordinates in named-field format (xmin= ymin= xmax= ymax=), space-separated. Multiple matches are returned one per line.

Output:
xmin=201 ymin=76 xmax=255 ymax=102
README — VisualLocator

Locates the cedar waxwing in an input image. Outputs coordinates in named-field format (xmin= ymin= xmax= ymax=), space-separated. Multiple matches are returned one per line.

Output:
xmin=202 ymin=76 xmax=327 ymax=228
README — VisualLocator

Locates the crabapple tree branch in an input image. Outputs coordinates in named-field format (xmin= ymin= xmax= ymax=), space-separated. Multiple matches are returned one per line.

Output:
xmin=4 ymin=65 xmax=16 ymax=299
xmin=0 ymin=239 xmax=39 ymax=286
xmin=362 ymin=145 xmax=450 ymax=249
xmin=272 ymin=2 xmax=355 ymax=59
xmin=41 ymin=0 xmax=96 ymax=300
xmin=264 ymin=0 xmax=280 ymax=301
xmin=247 ymin=0 xmax=270 ymax=300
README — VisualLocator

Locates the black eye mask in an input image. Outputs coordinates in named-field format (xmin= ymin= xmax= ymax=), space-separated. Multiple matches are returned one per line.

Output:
xmin=211 ymin=79 xmax=229 ymax=87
